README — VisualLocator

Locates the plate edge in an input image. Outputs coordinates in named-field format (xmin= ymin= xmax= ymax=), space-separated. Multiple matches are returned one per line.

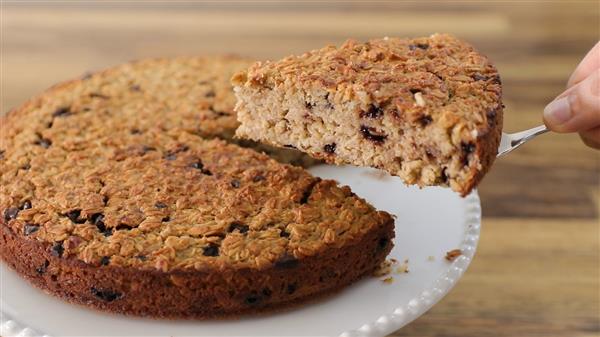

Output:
xmin=338 ymin=190 xmax=482 ymax=337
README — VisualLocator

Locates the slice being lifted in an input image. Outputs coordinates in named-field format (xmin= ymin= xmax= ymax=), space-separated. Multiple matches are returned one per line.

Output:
xmin=233 ymin=34 xmax=503 ymax=196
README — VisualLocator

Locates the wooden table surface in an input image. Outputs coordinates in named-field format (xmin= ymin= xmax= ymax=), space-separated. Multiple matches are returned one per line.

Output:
xmin=2 ymin=2 xmax=599 ymax=336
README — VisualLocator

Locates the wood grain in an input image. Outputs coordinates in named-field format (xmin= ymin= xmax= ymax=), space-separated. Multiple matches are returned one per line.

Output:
xmin=1 ymin=2 xmax=598 ymax=336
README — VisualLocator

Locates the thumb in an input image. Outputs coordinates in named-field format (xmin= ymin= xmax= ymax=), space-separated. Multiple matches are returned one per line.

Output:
xmin=544 ymin=69 xmax=600 ymax=133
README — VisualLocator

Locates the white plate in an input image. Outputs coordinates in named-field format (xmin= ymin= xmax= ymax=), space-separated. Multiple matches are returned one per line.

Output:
xmin=1 ymin=165 xmax=481 ymax=337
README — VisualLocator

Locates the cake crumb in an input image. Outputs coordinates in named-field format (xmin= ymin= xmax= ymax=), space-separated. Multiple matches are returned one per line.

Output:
xmin=373 ymin=259 xmax=394 ymax=277
xmin=427 ymin=255 xmax=435 ymax=261
xmin=445 ymin=249 xmax=462 ymax=262
xmin=395 ymin=259 xmax=409 ymax=274
xmin=382 ymin=276 xmax=394 ymax=284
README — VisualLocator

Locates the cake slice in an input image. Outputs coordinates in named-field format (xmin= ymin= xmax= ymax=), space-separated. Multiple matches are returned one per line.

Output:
xmin=0 ymin=57 xmax=394 ymax=317
xmin=232 ymin=34 xmax=503 ymax=196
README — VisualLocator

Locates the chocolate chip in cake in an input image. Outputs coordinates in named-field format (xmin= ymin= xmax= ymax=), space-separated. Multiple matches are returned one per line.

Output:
xmin=136 ymin=255 xmax=147 ymax=261
xmin=130 ymin=128 xmax=142 ymax=135
xmin=89 ymin=92 xmax=110 ymax=99
xmin=305 ymin=101 xmax=315 ymax=110
xmin=91 ymin=287 xmax=122 ymax=302
xmin=203 ymin=244 xmax=220 ymax=257
xmin=0 ymin=150 xmax=4 ymax=160
xmin=360 ymin=125 xmax=387 ymax=144
xmin=287 ymin=283 xmax=297 ymax=294
xmin=205 ymin=90 xmax=216 ymax=98
xmin=461 ymin=142 xmax=476 ymax=154
xmin=190 ymin=160 xmax=212 ymax=175
xmin=417 ymin=115 xmax=433 ymax=127
xmin=262 ymin=288 xmax=272 ymax=297
xmin=440 ymin=167 xmax=449 ymax=183
xmin=23 ymin=223 xmax=39 ymax=236
xmin=228 ymin=222 xmax=249 ymax=234
xmin=244 ymin=293 xmax=262 ymax=306
xmin=21 ymin=163 xmax=31 ymax=170
xmin=275 ymin=254 xmax=299 ymax=269
xmin=36 ymin=260 xmax=50 ymax=275
xmin=90 ymin=213 xmax=104 ymax=226
xmin=279 ymin=230 xmax=290 ymax=238
xmin=100 ymin=256 xmax=110 ymax=266
xmin=35 ymin=137 xmax=52 ymax=148
xmin=51 ymin=241 xmax=64 ymax=257
xmin=4 ymin=207 xmax=19 ymax=221
xmin=461 ymin=142 xmax=476 ymax=166
xmin=20 ymin=200 xmax=32 ymax=210
xmin=323 ymin=143 xmax=336 ymax=154
xmin=190 ymin=161 xmax=204 ymax=170
xmin=377 ymin=237 xmax=388 ymax=250
xmin=52 ymin=106 xmax=71 ymax=118
xmin=283 ymin=144 xmax=297 ymax=149
xmin=164 ymin=153 xmax=177 ymax=161
xmin=409 ymin=43 xmax=429 ymax=50
xmin=253 ymin=174 xmax=265 ymax=182
xmin=161 ymin=216 xmax=170 ymax=222
xmin=130 ymin=84 xmax=141 ymax=92
xmin=66 ymin=209 xmax=86 ymax=224
xmin=486 ymin=108 xmax=497 ymax=127
xmin=472 ymin=73 xmax=488 ymax=81
xmin=361 ymin=104 xmax=384 ymax=119
xmin=90 ymin=213 xmax=112 ymax=236
xmin=155 ymin=202 xmax=167 ymax=209
xmin=230 ymin=179 xmax=241 ymax=188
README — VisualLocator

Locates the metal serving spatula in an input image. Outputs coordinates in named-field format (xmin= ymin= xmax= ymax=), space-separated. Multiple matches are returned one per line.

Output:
xmin=497 ymin=125 xmax=549 ymax=157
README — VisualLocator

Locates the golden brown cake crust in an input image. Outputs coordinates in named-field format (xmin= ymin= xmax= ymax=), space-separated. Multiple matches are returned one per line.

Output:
xmin=233 ymin=34 xmax=503 ymax=196
xmin=0 ymin=57 xmax=394 ymax=317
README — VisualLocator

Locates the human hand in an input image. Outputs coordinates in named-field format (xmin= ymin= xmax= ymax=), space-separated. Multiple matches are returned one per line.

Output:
xmin=543 ymin=41 xmax=600 ymax=149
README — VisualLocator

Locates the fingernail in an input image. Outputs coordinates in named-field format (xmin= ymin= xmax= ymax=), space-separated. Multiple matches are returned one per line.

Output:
xmin=544 ymin=97 xmax=571 ymax=125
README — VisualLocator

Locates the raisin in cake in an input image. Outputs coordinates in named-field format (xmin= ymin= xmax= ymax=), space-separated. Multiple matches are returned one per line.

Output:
xmin=0 ymin=57 xmax=394 ymax=317
xmin=233 ymin=34 xmax=503 ymax=196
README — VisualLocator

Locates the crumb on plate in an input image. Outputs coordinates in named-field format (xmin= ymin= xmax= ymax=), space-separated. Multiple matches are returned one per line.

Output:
xmin=445 ymin=249 xmax=463 ymax=262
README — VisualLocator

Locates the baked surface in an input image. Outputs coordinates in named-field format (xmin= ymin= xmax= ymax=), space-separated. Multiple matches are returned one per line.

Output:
xmin=233 ymin=34 xmax=503 ymax=196
xmin=0 ymin=57 xmax=394 ymax=317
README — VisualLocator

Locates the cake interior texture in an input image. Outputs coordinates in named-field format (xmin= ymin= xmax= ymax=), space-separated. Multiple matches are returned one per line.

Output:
xmin=233 ymin=34 xmax=503 ymax=196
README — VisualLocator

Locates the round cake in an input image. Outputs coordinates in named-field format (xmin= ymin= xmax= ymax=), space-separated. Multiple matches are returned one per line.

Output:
xmin=0 ymin=57 xmax=395 ymax=318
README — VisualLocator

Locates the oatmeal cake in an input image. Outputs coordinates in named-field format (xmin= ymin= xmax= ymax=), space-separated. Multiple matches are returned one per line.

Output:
xmin=233 ymin=34 xmax=503 ymax=196
xmin=0 ymin=57 xmax=394 ymax=317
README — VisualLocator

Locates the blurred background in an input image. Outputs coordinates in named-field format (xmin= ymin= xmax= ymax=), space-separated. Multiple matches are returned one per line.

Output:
xmin=2 ymin=1 xmax=599 ymax=336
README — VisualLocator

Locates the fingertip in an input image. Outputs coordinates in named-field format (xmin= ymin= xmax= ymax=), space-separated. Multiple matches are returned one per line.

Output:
xmin=543 ymin=97 xmax=572 ymax=132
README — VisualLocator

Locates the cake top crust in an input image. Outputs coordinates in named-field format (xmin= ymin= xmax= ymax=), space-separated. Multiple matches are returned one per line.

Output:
xmin=0 ymin=57 xmax=392 ymax=272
